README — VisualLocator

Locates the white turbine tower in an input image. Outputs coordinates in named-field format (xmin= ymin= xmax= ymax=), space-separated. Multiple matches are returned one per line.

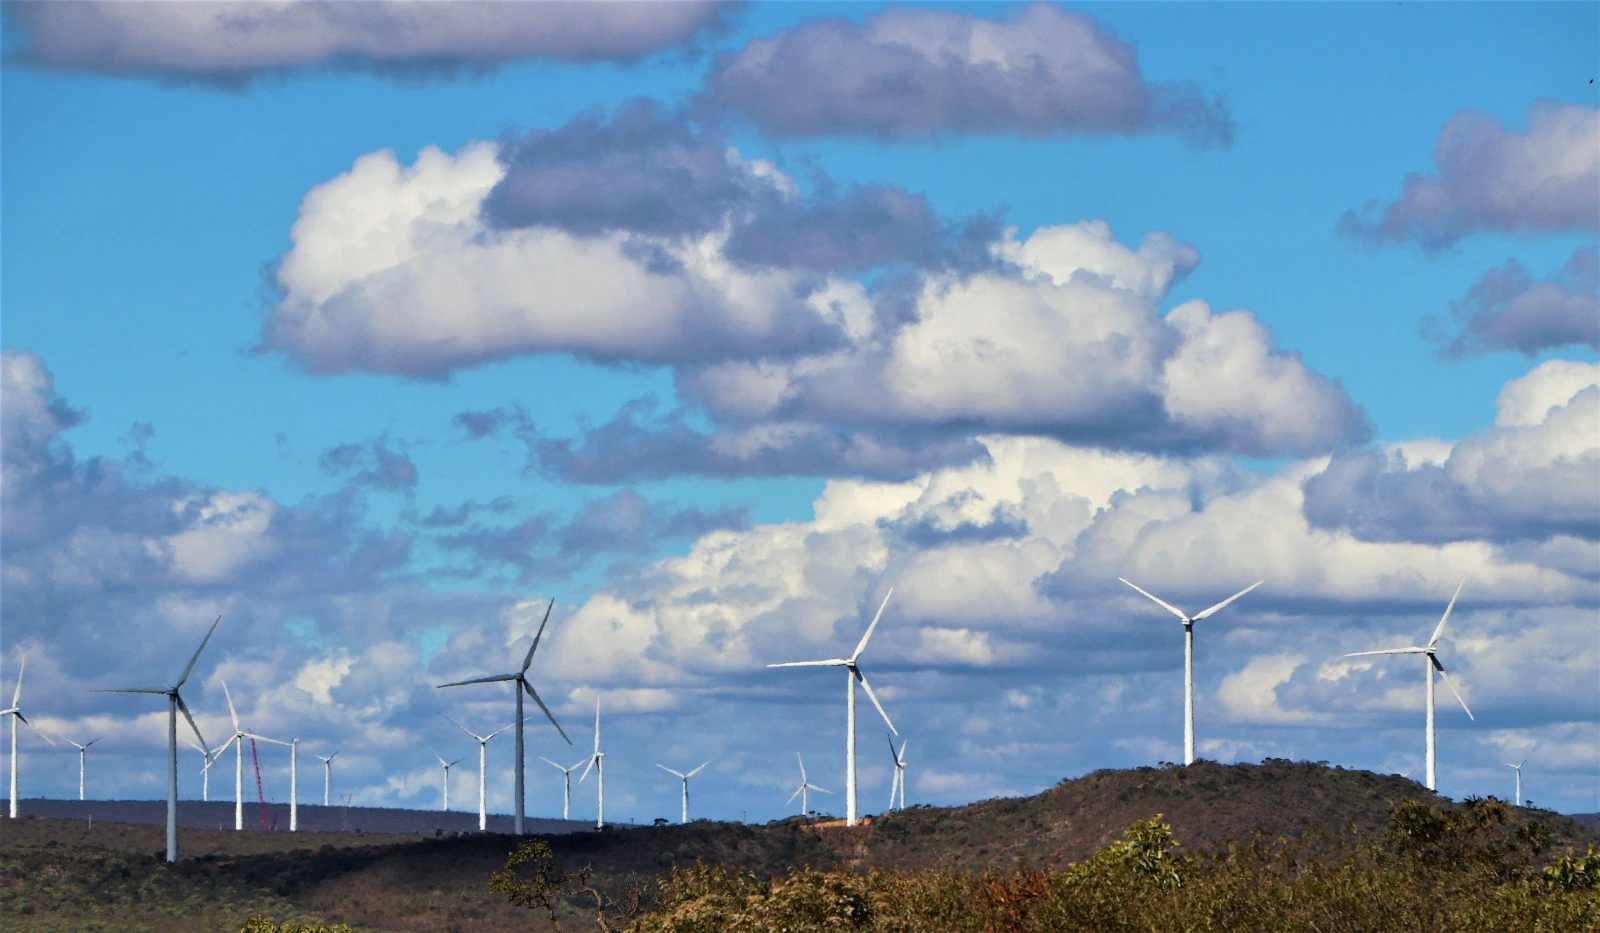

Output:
xmin=214 ymin=679 xmax=289 ymax=831
xmin=447 ymin=717 xmax=511 ymax=831
xmin=577 ymin=700 xmax=606 ymax=829
xmin=1345 ymin=579 xmax=1474 ymax=792
xmin=315 ymin=749 xmax=340 ymax=807
xmin=768 ymin=588 xmax=899 ymax=826
xmin=1508 ymin=757 xmax=1530 ymax=807
xmin=540 ymin=755 xmax=587 ymax=821
xmin=4 ymin=656 xmax=56 ymax=817
xmin=787 ymin=753 xmax=832 ymax=818
xmin=433 ymin=753 xmax=463 ymax=811
xmin=887 ymin=735 xmax=908 ymax=812
xmin=66 ymin=737 xmax=102 ymax=802
xmin=657 ymin=760 xmax=711 ymax=824
xmin=1119 ymin=578 xmax=1263 ymax=765
xmin=93 ymin=616 xmax=220 ymax=862
xmin=436 ymin=598 xmax=571 ymax=835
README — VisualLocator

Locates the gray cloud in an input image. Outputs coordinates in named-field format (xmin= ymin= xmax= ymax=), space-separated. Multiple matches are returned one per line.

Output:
xmin=1340 ymin=101 xmax=1600 ymax=249
xmin=6 ymin=1 xmax=731 ymax=82
xmin=1423 ymin=247 xmax=1600 ymax=357
xmin=699 ymin=4 xmax=1233 ymax=146
xmin=318 ymin=437 xmax=419 ymax=491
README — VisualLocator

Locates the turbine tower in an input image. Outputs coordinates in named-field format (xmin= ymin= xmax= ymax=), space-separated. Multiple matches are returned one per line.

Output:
xmin=656 ymin=760 xmax=711 ymax=824
xmin=66 ymin=737 xmax=101 ymax=802
xmin=448 ymin=716 xmax=511 ymax=831
xmin=433 ymin=753 xmax=463 ymax=811
xmin=577 ymin=700 xmax=606 ymax=829
xmin=4 ymin=655 xmax=56 ymax=817
xmin=93 ymin=615 xmax=220 ymax=862
xmin=214 ymin=679 xmax=289 ymax=831
xmin=437 ymin=598 xmax=571 ymax=835
xmin=887 ymin=735 xmax=908 ymax=812
xmin=1119 ymin=578 xmax=1263 ymax=765
xmin=1345 ymin=579 xmax=1474 ymax=791
xmin=315 ymin=749 xmax=340 ymax=807
xmin=769 ymin=588 xmax=899 ymax=826
xmin=1507 ymin=757 xmax=1530 ymax=807
xmin=539 ymin=754 xmax=587 ymax=821
xmin=786 ymin=752 xmax=832 ymax=818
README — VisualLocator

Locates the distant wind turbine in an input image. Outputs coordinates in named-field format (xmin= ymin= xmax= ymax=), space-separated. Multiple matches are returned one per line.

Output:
xmin=787 ymin=752 xmax=832 ymax=818
xmin=769 ymin=588 xmax=899 ymax=826
xmin=887 ymin=735 xmax=908 ymax=812
xmin=214 ymin=679 xmax=290 ymax=831
xmin=1119 ymin=578 xmax=1263 ymax=765
xmin=186 ymin=738 xmax=218 ymax=801
xmin=447 ymin=717 xmax=511 ymax=831
xmin=92 ymin=616 xmax=220 ymax=862
xmin=578 ymin=699 xmax=606 ymax=829
xmin=4 ymin=655 xmax=56 ymax=817
xmin=315 ymin=749 xmax=340 ymax=807
xmin=539 ymin=754 xmax=588 ymax=821
xmin=657 ymin=760 xmax=711 ymax=824
xmin=1508 ymin=756 xmax=1531 ymax=807
xmin=436 ymin=598 xmax=571 ymax=835
xmin=66 ymin=737 xmax=101 ymax=802
xmin=1345 ymin=579 xmax=1474 ymax=791
xmin=433 ymin=753 xmax=464 ymax=811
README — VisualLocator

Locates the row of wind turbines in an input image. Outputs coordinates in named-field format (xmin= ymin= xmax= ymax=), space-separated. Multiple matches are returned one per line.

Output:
xmin=5 ymin=576 xmax=1520 ymax=863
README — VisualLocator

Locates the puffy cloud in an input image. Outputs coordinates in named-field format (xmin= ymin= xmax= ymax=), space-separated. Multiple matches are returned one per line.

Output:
xmin=1303 ymin=360 xmax=1600 ymax=544
xmin=1423 ymin=246 xmax=1600 ymax=357
xmin=700 ymin=3 xmax=1233 ymax=146
xmin=1341 ymin=101 xmax=1600 ymax=249
xmin=6 ymin=1 xmax=730 ymax=81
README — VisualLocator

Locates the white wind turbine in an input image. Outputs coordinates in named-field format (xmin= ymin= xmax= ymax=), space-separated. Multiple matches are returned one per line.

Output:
xmin=66 ymin=737 xmax=102 ymax=802
xmin=1507 ymin=756 xmax=1531 ymax=807
xmin=577 ymin=699 xmax=606 ymax=829
xmin=1345 ymin=579 xmax=1474 ymax=792
xmin=4 ymin=655 xmax=57 ymax=817
xmin=656 ymin=760 xmax=711 ymax=824
xmin=185 ymin=738 xmax=218 ymax=801
xmin=93 ymin=616 xmax=220 ymax=862
xmin=768 ymin=589 xmax=899 ymax=826
xmin=887 ymin=735 xmax=908 ymax=812
xmin=787 ymin=752 xmax=832 ymax=818
xmin=1119 ymin=578 xmax=1263 ymax=765
xmin=433 ymin=753 xmax=463 ymax=811
xmin=436 ymin=598 xmax=571 ymax=835
xmin=539 ymin=754 xmax=588 ymax=821
xmin=214 ymin=679 xmax=290 ymax=831
xmin=447 ymin=717 xmax=511 ymax=831
xmin=315 ymin=749 xmax=340 ymax=807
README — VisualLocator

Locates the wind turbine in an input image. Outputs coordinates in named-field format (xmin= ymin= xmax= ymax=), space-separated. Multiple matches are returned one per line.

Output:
xmin=1507 ymin=757 xmax=1531 ymax=807
xmin=66 ymin=737 xmax=101 ymax=802
xmin=768 ymin=588 xmax=899 ymax=826
xmin=577 ymin=699 xmax=606 ymax=829
xmin=185 ymin=738 xmax=218 ymax=801
xmin=1119 ymin=578 xmax=1263 ymax=765
xmin=4 ymin=655 xmax=56 ymax=817
xmin=433 ymin=753 xmax=463 ymax=811
xmin=315 ymin=749 xmax=340 ymax=807
xmin=436 ymin=598 xmax=571 ymax=835
xmin=656 ymin=760 xmax=711 ymax=824
xmin=92 ymin=615 xmax=220 ymax=862
xmin=539 ymin=755 xmax=587 ymax=821
xmin=786 ymin=752 xmax=832 ymax=818
xmin=1345 ymin=579 xmax=1474 ymax=791
xmin=887 ymin=735 xmax=908 ymax=812
xmin=448 ymin=716 xmax=511 ymax=831
xmin=214 ymin=679 xmax=289 ymax=831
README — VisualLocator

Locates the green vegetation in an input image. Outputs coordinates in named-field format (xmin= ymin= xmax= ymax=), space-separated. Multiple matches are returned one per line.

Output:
xmin=240 ymin=919 xmax=354 ymax=933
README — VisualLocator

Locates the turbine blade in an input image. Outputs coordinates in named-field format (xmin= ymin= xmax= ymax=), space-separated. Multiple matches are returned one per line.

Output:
xmin=539 ymin=756 xmax=565 ymax=770
xmin=485 ymin=726 xmax=511 ymax=741
xmin=449 ymin=758 xmax=463 ymax=767
xmin=768 ymin=659 xmax=850 ymax=668
xmin=578 ymin=756 xmax=595 ymax=784
xmin=1428 ymin=579 xmax=1466 ymax=648
xmin=222 ymin=678 xmax=241 ymax=732
xmin=1436 ymin=667 xmax=1474 ymax=720
xmin=1193 ymin=581 xmax=1265 ymax=621
xmin=855 ymin=669 xmax=897 ymax=735
xmin=244 ymin=733 xmax=290 ymax=746
xmin=797 ymin=752 xmax=807 ymax=783
xmin=10 ymin=655 xmax=23 ymax=708
xmin=436 ymin=673 xmax=518 ymax=688
xmin=569 ymin=757 xmax=588 ymax=772
xmin=21 ymin=716 xmax=57 ymax=745
xmin=91 ymin=686 xmax=170 ymax=694
xmin=811 ymin=785 xmax=834 ymax=795
xmin=176 ymin=616 xmax=222 ymax=689
xmin=851 ymin=588 xmax=894 ymax=662
xmin=523 ymin=681 xmax=571 ymax=745
xmin=1119 ymin=578 xmax=1189 ymax=621
xmin=176 ymin=694 xmax=208 ymax=753
xmin=658 ymin=764 xmax=684 ymax=778
xmin=787 ymin=785 xmax=804 ymax=805
xmin=1344 ymin=648 xmax=1426 ymax=657
xmin=523 ymin=598 xmax=556 ymax=673
xmin=899 ymin=739 xmax=909 ymax=765
xmin=686 ymin=759 xmax=711 ymax=778
xmin=442 ymin=715 xmax=480 ymax=740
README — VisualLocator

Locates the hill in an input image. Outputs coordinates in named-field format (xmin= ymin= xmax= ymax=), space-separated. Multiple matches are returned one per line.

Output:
xmin=5 ymin=761 xmax=1596 ymax=932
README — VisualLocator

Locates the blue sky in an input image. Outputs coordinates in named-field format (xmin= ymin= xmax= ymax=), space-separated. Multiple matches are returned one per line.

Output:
xmin=2 ymin=2 xmax=1597 ymax=822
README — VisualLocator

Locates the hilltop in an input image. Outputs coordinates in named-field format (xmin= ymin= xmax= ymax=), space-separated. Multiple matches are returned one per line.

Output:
xmin=4 ymin=761 xmax=1596 ymax=932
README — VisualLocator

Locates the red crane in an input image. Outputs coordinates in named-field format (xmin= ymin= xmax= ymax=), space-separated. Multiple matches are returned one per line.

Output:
xmin=250 ymin=737 xmax=273 ymax=831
